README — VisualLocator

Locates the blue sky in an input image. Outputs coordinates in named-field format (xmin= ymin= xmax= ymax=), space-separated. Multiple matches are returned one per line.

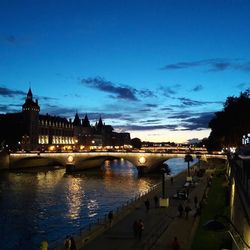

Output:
xmin=1 ymin=0 xmax=250 ymax=143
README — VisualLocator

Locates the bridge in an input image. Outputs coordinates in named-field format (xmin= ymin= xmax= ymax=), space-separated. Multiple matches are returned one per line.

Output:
xmin=0 ymin=151 xmax=226 ymax=173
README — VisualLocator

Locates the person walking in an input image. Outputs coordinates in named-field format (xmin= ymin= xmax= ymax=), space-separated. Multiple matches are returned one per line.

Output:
xmin=184 ymin=204 xmax=192 ymax=219
xmin=64 ymin=235 xmax=71 ymax=250
xmin=133 ymin=220 xmax=139 ymax=238
xmin=154 ymin=195 xmax=159 ymax=208
xmin=170 ymin=176 xmax=174 ymax=184
xmin=144 ymin=199 xmax=150 ymax=212
xmin=171 ymin=236 xmax=180 ymax=250
xmin=40 ymin=240 xmax=48 ymax=250
xmin=138 ymin=219 xmax=144 ymax=240
xmin=70 ymin=236 xmax=77 ymax=250
xmin=194 ymin=195 xmax=198 ymax=208
xmin=178 ymin=203 xmax=183 ymax=217
xmin=108 ymin=210 xmax=114 ymax=227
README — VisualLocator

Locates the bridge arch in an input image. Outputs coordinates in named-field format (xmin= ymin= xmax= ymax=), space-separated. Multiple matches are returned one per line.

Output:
xmin=8 ymin=152 xmax=226 ymax=173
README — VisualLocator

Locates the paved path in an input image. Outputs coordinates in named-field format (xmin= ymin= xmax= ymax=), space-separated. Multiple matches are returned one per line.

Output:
xmin=74 ymin=168 xmax=210 ymax=250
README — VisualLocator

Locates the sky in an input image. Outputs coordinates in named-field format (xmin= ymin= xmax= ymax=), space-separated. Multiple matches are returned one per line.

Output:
xmin=1 ymin=0 xmax=250 ymax=143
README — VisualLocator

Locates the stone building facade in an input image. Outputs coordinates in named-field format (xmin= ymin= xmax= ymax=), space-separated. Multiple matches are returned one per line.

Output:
xmin=0 ymin=88 xmax=131 ymax=151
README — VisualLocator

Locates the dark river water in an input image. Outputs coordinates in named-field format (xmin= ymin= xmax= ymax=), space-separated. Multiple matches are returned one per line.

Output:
xmin=0 ymin=158 xmax=196 ymax=250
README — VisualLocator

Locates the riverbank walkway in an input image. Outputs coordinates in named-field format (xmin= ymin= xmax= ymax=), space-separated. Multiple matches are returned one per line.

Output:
xmin=69 ymin=163 xmax=212 ymax=250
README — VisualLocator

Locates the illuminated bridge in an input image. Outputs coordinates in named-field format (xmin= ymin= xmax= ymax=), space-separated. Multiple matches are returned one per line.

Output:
xmin=1 ymin=151 xmax=227 ymax=173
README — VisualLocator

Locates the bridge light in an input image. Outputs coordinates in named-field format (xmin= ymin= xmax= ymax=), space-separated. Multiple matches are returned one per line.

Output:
xmin=138 ymin=156 xmax=146 ymax=164
xmin=68 ymin=155 xmax=74 ymax=163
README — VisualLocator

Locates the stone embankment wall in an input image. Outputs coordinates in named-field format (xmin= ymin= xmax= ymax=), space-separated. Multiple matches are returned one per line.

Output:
xmin=230 ymin=177 xmax=250 ymax=249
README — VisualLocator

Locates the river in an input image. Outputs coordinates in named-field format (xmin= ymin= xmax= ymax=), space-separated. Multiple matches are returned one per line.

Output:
xmin=0 ymin=157 xmax=197 ymax=250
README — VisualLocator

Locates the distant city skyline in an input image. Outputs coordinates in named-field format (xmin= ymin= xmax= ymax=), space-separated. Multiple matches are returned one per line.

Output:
xmin=1 ymin=0 xmax=250 ymax=143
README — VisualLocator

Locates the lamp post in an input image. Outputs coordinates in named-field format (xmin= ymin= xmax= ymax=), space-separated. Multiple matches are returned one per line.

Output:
xmin=184 ymin=153 xmax=193 ymax=177
xmin=203 ymin=215 xmax=250 ymax=250
xmin=161 ymin=167 xmax=166 ymax=198
xmin=196 ymin=152 xmax=201 ymax=170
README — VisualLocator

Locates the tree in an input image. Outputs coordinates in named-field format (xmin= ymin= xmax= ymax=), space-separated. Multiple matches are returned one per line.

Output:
xmin=184 ymin=154 xmax=193 ymax=177
xmin=207 ymin=89 xmax=250 ymax=150
xmin=131 ymin=137 xmax=142 ymax=149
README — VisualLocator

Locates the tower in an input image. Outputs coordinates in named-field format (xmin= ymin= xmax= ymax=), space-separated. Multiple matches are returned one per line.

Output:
xmin=22 ymin=88 xmax=40 ymax=149
xmin=97 ymin=116 xmax=103 ymax=131
xmin=82 ymin=114 xmax=91 ymax=127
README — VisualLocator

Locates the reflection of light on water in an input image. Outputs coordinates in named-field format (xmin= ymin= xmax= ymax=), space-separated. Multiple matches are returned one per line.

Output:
xmin=103 ymin=160 xmax=112 ymax=176
xmin=36 ymin=169 xmax=64 ymax=188
xmin=137 ymin=179 xmax=152 ymax=194
xmin=103 ymin=159 xmax=137 ymax=190
xmin=66 ymin=177 xmax=83 ymax=220
xmin=87 ymin=199 xmax=99 ymax=218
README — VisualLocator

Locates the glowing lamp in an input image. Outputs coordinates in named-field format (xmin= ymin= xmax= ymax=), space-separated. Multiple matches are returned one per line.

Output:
xmin=67 ymin=155 xmax=74 ymax=163
xmin=138 ymin=156 xmax=146 ymax=164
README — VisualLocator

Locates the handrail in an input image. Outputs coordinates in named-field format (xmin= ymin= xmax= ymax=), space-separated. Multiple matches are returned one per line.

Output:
xmin=214 ymin=215 xmax=250 ymax=249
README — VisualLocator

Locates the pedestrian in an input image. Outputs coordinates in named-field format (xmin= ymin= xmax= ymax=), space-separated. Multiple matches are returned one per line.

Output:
xmin=138 ymin=219 xmax=144 ymax=240
xmin=40 ymin=240 xmax=48 ymax=250
xmin=170 ymin=176 xmax=174 ymax=184
xmin=194 ymin=195 xmax=198 ymax=208
xmin=133 ymin=220 xmax=139 ymax=238
xmin=193 ymin=206 xmax=201 ymax=219
xmin=64 ymin=235 xmax=71 ymax=250
xmin=171 ymin=236 xmax=180 ymax=250
xmin=184 ymin=204 xmax=192 ymax=219
xmin=70 ymin=236 xmax=77 ymax=250
xmin=144 ymin=199 xmax=150 ymax=212
xmin=178 ymin=203 xmax=183 ymax=217
xmin=154 ymin=195 xmax=159 ymax=208
xmin=108 ymin=210 xmax=114 ymax=227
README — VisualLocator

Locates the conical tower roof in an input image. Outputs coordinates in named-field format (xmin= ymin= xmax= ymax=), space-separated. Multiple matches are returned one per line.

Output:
xmin=73 ymin=112 xmax=81 ymax=126
xmin=82 ymin=114 xmax=91 ymax=127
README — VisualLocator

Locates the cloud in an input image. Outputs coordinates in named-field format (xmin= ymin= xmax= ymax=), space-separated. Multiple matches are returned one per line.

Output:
xmin=145 ymin=103 xmax=158 ymax=108
xmin=161 ymin=58 xmax=250 ymax=72
xmin=115 ymin=111 xmax=215 ymax=132
xmin=0 ymin=104 xmax=21 ymax=113
xmin=187 ymin=138 xmax=202 ymax=144
xmin=191 ymin=84 xmax=203 ymax=92
xmin=81 ymin=77 xmax=138 ymax=101
xmin=42 ymin=104 xmax=77 ymax=117
xmin=168 ymin=113 xmax=193 ymax=119
xmin=138 ymin=108 xmax=152 ymax=112
xmin=143 ymin=119 xmax=162 ymax=123
xmin=236 ymin=82 xmax=250 ymax=89
xmin=160 ymin=107 xmax=174 ymax=111
xmin=5 ymin=35 xmax=16 ymax=43
xmin=160 ymin=84 xmax=181 ymax=96
xmin=139 ymin=89 xmax=156 ymax=98
xmin=181 ymin=112 xmax=215 ymax=130
xmin=115 ymin=124 xmax=177 ymax=131
xmin=177 ymin=97 xmax=223 ymax=106
xmin=4 ymin=35 xmax=17 ymax=44
xmin=0 ymin=86 xmax=26 ymax=97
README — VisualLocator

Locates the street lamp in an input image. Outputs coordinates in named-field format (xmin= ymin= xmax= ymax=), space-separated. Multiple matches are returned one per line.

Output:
xmin=184 ymin=153 xmax=193 ymax=177
xmin=203 ymin=215 xmax=250 ymax=250
xmin=159 ymin=166 xmax=170 ymax=207
xmin=161 ymin=167 xmax=167 ymax=198
xmin=196 ymin=152 xmax=202 ymax=170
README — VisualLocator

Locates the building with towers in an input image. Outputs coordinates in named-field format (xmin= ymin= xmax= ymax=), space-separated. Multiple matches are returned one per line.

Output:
xmin=0 ymin=88 xmax=131 ymax=151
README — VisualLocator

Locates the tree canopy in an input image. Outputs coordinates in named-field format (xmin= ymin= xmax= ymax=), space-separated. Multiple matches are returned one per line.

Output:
xmin=130 ymin=137 xmax=142 ymax=149
xmin=206 ymin=89 xmax=250 ymax=150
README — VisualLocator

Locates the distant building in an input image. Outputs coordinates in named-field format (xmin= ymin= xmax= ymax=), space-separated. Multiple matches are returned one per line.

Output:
xmin=0 ymin=88 xmax=131 ymax=151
